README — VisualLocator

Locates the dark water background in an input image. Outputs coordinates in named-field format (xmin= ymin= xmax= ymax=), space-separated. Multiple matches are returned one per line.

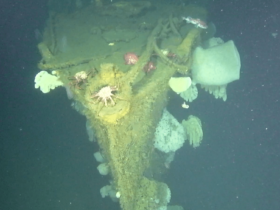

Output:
xmin=1 ymin=0 xmax=279 ymax=210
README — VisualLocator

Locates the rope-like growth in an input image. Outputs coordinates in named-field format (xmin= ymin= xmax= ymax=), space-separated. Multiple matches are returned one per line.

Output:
xmin=123 ymin=19 xmax=163 ymax=85
xmin=152 ymin=40 xmax=189 ymax=74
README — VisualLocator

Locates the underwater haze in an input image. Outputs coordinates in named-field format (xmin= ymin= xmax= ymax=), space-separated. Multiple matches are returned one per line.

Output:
xmin=1 ymin=0 xmax=280 ymax=210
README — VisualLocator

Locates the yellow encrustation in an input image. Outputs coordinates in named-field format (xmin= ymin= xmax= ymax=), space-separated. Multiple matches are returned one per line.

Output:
xmin=80 ymin=60 xmax=174 ymax=210
xmin=176 ymin=28 xmax=201 ymax=74
xmin=36 ymin=16 xmax=203 ymax=210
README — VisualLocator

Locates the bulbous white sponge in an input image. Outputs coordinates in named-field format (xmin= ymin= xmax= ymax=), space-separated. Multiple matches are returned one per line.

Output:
xmin=154 ymin=109 xmax=186 ymax=153
xmin=34 ymin=71 xmax=63 ymax=93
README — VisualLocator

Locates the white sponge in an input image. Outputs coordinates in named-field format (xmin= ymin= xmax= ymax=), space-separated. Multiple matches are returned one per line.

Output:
xmin=100 ymin=185 xmax=118 ymax=202
xmin=192 ymin=40 xmax=240 ymax=86
xmin=97 ymin=163 xmax=109 ymax=175
xmin=154 ymin=109 xmax=186 ymax=153
xmin=168 ymin=77 xmax=192 ymax=94
xmin=93 ymin=151 xmax=105 ymax=163
xmin=34 ymin=71 xmax=63 ymax=93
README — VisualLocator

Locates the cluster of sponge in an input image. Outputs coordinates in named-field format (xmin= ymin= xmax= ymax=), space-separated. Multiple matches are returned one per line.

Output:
xmin=154 ymin=110 xmax=204 ymax=153
xmin=34 ymin=71 xmax=63 ymax=93
xmin=182 ymin=115 xmax=203 ymax=148
xmin=154 ymin=109 xmax=186 ymax=153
